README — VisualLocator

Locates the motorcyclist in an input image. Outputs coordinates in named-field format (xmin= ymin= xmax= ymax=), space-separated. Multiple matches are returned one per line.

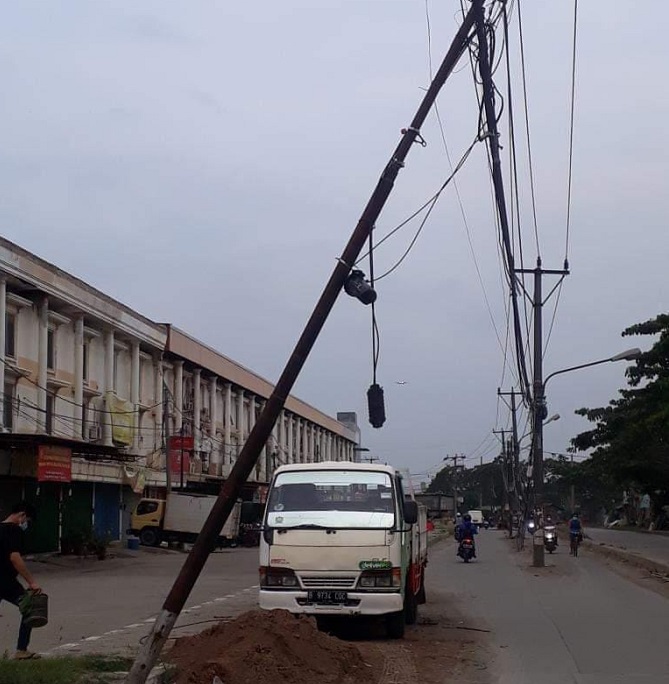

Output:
xmin=456 ymin=514 xmax=478 ymax=557
xmin=544 ymin=513 xmax=558 ymax=546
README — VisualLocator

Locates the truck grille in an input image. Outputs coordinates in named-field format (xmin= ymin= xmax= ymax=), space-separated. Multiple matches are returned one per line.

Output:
xmin=300 ymin=576 xmax=357 ymax=589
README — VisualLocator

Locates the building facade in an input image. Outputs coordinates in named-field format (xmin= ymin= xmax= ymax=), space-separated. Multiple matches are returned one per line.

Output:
xmin=0 ymin=237 xmax=359 ymax=552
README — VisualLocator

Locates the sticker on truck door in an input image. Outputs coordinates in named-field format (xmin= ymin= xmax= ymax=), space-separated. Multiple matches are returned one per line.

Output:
xmin=359 ymin=559 xmax=392 ymax=570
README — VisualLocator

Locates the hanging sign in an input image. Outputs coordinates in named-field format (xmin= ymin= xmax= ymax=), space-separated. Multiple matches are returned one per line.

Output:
xmin=37 ymin=445 xmax=72 ymax=483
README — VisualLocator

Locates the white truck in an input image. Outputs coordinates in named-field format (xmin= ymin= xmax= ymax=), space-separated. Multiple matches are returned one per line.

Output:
xmin=259 ymin=462 xmax=428 ymax=638
xmin=129 ymin=492 xmax=242 ymax=547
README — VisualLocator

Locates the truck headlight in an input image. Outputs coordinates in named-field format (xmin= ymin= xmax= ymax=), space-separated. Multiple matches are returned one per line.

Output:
xmin=358 ymin=569 xmax=401 ymax=589
xmin=260 ymin=566 xmax=298 ymax=588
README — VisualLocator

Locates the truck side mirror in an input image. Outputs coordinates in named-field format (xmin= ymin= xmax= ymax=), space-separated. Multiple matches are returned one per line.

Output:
xmin=403 ymin=500 xmax=418 ymax=525
xmin=263 ymin=526 xmax=274 ymax=546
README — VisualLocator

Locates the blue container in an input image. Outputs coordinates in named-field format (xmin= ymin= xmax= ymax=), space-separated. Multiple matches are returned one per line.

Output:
xmin=127 ymin=537 xmax=140 ymax=551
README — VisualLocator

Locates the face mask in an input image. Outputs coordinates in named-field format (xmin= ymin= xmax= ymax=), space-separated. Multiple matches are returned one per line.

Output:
xmin=19 ymin=521 xmax=28 ymax=531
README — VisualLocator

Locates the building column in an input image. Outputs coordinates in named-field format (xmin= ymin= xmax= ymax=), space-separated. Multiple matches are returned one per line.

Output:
xmin=73 ymin=317 xmax=84 ymax=439
xmin=278 ymin=412 xmax=285 ymax=467
xmin=249 ymin=395 xmax=261 ymax=481
xmin=0 ymin=278 xmax=6 ymax=430
xmin=131 ymin=342 xmax=140 ymax=450
xmin=286 ymin=415 xmax=294 ymax=464
xmin=153 ymin=357 xmax=163 ymax=457
xmin=223 ymin=383 xmax=232 ymax=468
xmin=302 ymin=422 xmax=309 ymax=463
xmin=174 ymin=361 xmax=183 ymax=435
xmin=295 ymin=418 xmax=302 ymax=463
xmin=193 ymin=368 xmax=201 ymax=452
xmin=209 ymin=376 xmax=218 ymax=474
xmin=103 ymin=329 xmax=114 ymax=446
xmin=316 ymin=428 xmax=323 ymax=463
xmin=236 ymin=389 xmax=245 ymax=461
xmin=37 ymin=297 xmax=49 ymax=432
xmin=268 ymin=419 xmax=278 ymax=479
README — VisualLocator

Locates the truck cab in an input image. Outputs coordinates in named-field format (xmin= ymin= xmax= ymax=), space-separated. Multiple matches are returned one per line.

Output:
xmin=259 ymin=462 xmax=427 ymax=638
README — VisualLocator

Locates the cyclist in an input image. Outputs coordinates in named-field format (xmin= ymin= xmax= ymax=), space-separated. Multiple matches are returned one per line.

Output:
xmin=569 ymin=513 xmax=583 ymax=555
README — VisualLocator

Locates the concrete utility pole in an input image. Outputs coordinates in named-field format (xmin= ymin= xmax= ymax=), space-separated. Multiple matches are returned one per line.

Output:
xmin=126 ymin=7 xmax=479 ymax=681
xmin=515 ymin=259 xmax=568 ymax=513
xmin=515 ymin=259 xmax=569 ymax=568
xmin=497 ymin=389 xmax=520 ymax=507
xmin=444 ymin=454 xmax=466 ymax=516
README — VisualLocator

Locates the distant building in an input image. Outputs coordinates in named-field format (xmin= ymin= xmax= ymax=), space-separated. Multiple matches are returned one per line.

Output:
xmin=336 ymin=412 xmax=361 ymax=461
xmin=0 ymin=237 xmax=359 ymax=552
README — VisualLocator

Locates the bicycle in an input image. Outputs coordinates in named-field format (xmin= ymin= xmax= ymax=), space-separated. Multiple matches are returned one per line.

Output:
xmin=569 ymin=532 xmax=580 ymax=557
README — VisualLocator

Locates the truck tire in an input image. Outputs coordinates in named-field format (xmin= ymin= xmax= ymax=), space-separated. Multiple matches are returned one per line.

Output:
xmin=386 ymin=610 xmax=405 ymax=639
xmin=404 ymin=584 xmax=418 ymax=626
xmin=139 ymin=527 xmax=160 ymax=547
xmin=417 ymin=568 xmax=427 ymax=605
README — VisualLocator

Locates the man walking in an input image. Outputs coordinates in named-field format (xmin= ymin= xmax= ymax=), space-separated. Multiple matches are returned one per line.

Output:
xmin=0 ymin=501 xmax=41 ymax=659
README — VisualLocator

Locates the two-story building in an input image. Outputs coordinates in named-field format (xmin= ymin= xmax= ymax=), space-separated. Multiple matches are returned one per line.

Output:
xmin=0 ymin=237 xmax=359 ymax=552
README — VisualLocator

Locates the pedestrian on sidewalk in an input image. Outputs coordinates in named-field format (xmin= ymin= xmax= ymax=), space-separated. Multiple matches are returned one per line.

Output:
xmin=0 ymin=501 xmax=42 ymax=660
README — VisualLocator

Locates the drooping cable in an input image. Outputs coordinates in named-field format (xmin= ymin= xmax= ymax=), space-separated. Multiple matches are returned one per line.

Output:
xmin=565 ymin=0 xmax=579 ymax=261
xmin=516 ymin=0 xmax=541 ymax=258
xmin=424 ymin=0 xmax=514 ymax=379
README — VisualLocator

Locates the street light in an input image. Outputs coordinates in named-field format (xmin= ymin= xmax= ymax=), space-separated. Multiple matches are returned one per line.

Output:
xmin=530 ymin=346 xmax=642 ymax=567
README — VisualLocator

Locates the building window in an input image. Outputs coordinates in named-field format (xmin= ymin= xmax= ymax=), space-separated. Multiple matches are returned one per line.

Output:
xmin=5 ymin=314 xmax=16 ymax=359
xmin=83 ymin=341 xmax=90 ymax=382
xmin=47 ymin=329 xmax=55 ymax=370
xmin=3 ymin=382 xmax=14 ymax=430
xmin=45 ymin=394 xmax=55 ymax=434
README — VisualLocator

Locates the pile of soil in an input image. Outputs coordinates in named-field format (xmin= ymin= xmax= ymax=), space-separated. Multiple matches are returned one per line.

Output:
xmin=167 ymin=610 xmax=374 ymax=684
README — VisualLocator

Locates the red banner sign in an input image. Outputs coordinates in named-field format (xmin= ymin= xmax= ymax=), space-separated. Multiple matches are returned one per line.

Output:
xmin=168 ymin=435 xmax=193 ymax=484
xmin=37 ymin=445 xmax=72 ymax=483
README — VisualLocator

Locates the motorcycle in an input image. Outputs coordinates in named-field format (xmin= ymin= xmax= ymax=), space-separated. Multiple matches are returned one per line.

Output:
xmin=544 ymin=526 xmax=557 ymax=554
xmin=483 ymin=520 xmax=490 ymax=530
xmin=457 ymin=537 xmax=476 ymax=563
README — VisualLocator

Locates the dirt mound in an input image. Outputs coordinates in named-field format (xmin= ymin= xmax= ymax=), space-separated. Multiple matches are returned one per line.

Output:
xmin=167 ymin=609 xmax=374 ymax=684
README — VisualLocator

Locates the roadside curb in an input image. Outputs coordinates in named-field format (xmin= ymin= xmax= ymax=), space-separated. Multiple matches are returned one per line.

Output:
xmin=584 ymin=538 xmax=669 ymax=577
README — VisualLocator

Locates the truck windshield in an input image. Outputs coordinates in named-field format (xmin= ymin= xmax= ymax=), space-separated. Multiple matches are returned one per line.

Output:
xmin=266 ymin=470 xmax=395 ymax=529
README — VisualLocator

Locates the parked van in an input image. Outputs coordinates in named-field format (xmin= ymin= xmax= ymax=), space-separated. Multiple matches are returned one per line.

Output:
xmin=259 ymin=462 xmax=428 ymax=638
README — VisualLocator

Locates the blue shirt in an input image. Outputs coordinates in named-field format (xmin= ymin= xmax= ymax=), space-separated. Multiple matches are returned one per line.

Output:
xmin=457 ymin=521 xmax=478 ymax=539
xmin=569 ymin=518 xmax=582 ymax=534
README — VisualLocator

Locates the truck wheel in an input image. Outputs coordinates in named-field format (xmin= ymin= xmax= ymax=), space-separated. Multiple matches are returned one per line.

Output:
xmin=404 ymin=585 xmax=418 ymax=626
xmin=416 ymin=569 xmax=427 ymax=605
xmin=386 ymin=610 xmax=405 ymax=639
xmin=139 ymin=527 xmax=160 ymax=547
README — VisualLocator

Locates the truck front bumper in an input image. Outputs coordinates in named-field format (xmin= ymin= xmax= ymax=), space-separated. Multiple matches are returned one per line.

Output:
xmin=259 ymin=590 xmax=403 ymax=616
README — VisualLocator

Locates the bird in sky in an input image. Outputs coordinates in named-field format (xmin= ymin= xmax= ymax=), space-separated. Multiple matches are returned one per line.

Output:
xmin=395 ymin=380 xmax=407 ymax=385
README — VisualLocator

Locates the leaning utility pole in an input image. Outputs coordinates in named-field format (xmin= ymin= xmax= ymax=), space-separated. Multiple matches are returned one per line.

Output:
xmin=126 ymin=7 xmax=479 ymax=682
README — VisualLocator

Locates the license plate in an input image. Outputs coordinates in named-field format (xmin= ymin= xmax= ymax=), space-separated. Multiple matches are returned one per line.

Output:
xmin=307 ymin=590 xmax=348 ymax=604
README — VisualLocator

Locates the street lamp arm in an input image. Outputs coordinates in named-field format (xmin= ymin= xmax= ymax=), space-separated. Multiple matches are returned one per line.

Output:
xmin=543 ymin=348 xmax=641 ymax=389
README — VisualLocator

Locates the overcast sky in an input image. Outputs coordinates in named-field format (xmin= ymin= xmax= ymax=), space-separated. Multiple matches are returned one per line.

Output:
xmin=1 ymin=1 xmax=667 ymax=485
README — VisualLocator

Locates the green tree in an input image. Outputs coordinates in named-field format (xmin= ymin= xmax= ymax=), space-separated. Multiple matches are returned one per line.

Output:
xmin=571 ymin=314 xmax=669 ymax=504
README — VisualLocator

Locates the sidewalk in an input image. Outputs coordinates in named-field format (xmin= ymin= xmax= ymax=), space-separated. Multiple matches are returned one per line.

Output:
xmin=586 ymin=527 xmax=669 ymax=573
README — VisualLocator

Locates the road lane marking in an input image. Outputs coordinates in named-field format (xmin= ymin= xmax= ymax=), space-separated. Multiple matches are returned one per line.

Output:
xmin=83 ymin=636 xmax=101 ymax=641
xmin=125 ymin=623 xmax=144 ymax=629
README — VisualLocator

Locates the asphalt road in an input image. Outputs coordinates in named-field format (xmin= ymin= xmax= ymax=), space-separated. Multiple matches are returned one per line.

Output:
xmin=434 ymin=530 xmax=669 ymax=684
xmin=0 ymin=546 xmax=259 ymax=656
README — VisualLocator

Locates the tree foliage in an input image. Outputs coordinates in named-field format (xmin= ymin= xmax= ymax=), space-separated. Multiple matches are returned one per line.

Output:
xmin=571 ymin=314 xmax=669 ymax=499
